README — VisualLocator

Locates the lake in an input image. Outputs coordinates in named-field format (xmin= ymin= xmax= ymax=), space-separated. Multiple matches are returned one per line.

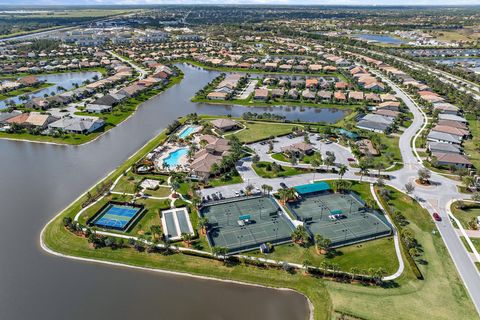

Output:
xmin=0 ymin=64 xmax=348 ymax=320
xmin=353 ymin=33 xmax=405 ymax=45
xmin=0 ymin=71 xmax=101 ymax=109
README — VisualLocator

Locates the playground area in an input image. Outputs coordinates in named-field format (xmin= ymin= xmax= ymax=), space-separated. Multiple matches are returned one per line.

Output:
xmin=200 ymin=196 xmax=295 ymax=254
xmin=288 ymin=183 xmax=392 ymax=247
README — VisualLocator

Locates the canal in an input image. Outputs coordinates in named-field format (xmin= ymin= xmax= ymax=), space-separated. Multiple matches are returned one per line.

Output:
xmin=0 ymin=64 xmax=344 ymax=320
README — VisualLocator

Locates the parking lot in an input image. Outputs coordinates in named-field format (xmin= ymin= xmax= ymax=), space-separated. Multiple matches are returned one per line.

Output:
xmin=249 ymin=134 xmax=356 ymax=168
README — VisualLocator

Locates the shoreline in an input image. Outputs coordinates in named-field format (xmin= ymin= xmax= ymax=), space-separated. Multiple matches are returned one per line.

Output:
xmin=0 ymin=74 xmax=183 ymax=147
xmin=38 ymin=129 xmax=315 ymax=318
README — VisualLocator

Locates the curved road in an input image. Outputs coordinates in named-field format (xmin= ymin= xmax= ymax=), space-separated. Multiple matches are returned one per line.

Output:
xmin=203 ymin=67 xmax=480 ymax=314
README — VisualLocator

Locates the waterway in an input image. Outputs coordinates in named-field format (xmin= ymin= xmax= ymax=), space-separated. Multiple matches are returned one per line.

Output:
xmin=353 ymin=33 xmax=405 ymax=45
xmin=0 ymin=63 xmax=346 ymax=319
xmin=0 ymin=71 xmax=101 ymax=109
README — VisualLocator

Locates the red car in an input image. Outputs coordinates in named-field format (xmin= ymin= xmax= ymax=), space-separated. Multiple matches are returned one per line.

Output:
xmin=433 ymin=213 xmax=442 ymax=222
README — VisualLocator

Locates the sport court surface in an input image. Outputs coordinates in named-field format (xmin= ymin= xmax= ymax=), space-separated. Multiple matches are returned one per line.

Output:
xmin=90 ymin=202 xmax=143 ymax=231
xmin=162 ymin=207 xmax=195 ymax=241
xmin=200 ymin=196 xmax=295 ymax=254
xmin=288 ymin=184 xmax=392 ymax=247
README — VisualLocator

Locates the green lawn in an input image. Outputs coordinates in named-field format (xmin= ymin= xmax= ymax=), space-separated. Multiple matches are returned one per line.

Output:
xmin=271 ymin=152 xmax=290 ymax=162
xmin=144 ymin=186 xmax=171 ymax=198
xmin=209 ymin=174 xmax=243 ymax=187
xmin=451 ymin=202 xmax=480 ymax=230
xmin=248 ymin=237 xmax=398 ymax=274
xmin=233 ymin=121 xmax=301 ymax=143
xmin=253 ymin=161 xmax=312 ymax=178
xmin=42 ymin=121 xmax=478 ymax=320
xmin=112 ymin=172 xmax=143 ymax=194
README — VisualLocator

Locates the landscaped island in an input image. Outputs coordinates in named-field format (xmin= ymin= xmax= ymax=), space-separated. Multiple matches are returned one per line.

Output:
xmin=42 ymin=113 xmax=476 ymax=320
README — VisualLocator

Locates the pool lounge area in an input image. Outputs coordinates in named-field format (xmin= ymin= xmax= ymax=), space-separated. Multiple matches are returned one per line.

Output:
xmin=161 ymin=207 xmax=195 ymax=241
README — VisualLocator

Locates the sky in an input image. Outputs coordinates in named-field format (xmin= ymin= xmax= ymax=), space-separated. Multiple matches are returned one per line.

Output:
xmin=1 ymin=1 xmax=480 ymax=5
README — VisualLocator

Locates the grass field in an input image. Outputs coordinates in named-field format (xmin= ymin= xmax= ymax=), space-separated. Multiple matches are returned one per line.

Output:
xmin=253 ymin=161 xmax=312 ymax=178
xmin=248 ymin=237 xmax=398 ymax=274
xmin=451 ymin=202 xmax=480 ymax=230
xmin=42 ymin=123 xmax=478 ymax=320
xmin=232 ymin=121 xmax=300 ymax=143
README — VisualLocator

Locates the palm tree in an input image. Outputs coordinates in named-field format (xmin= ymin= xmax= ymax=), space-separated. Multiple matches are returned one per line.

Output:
xmin=171 ymin=180 xmax=180 ymax=197
xmin=291 ymin=225 xmax=310 ymax=245
xmin=181 ymin=232 xmax=193 ymax=247
xmin=376 ymin=163 xmax=385 ymax=177
xmin=302 ymin=259 xmax=311 ymax=275
xmin=350 ymin=267 xmax=359 ymax=282
xmin=212 ymin=246 xmax=228 ymax=264
xmin=198 ymin=217 xmax=209 ymax=235
xmin=245 ymin=184 xmax=254 ymax=196
xmin=359 ymin=162 xmax=370 ymax=182
xmin=338 ymin=164 xmax=348 ymax=180
xmin=319 ymin=261 xmax=328 ymax=276
xmin=261 ymin=184 xmax=273 ymax=195
xmin=463 ymin=175 xmax=475 ymax=190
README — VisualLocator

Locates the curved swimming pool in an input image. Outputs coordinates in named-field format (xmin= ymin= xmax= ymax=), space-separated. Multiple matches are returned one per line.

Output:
xmin=163 ymin=148 xmax=189 ymax=167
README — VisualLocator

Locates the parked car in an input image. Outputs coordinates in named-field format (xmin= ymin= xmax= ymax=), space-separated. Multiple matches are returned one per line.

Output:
xmin=347 ymin=157 xmax=355 ymax=162
xmin=280 ymin=182 xmax=288 ymax=189
xmin=433 ymin=212 xmax=442 ymax=222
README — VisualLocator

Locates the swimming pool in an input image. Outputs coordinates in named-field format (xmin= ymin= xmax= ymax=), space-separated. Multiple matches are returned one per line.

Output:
xmin=178 ymin=125 xmax=196 ymax=139
xmin=163 ymin=148 xmax=189 ymax=167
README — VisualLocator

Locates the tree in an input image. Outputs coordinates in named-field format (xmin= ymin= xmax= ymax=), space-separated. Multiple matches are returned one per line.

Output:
xmin=302 ymin=259 xmax=311 ymax=275
xmin=463 ymin=175 xmax=475 ymax=190
xmin=261 ymin=184 xmax=272 ymax=195
xmin=212 ymin=246 xmax=228 ymax=263
xmin=405 ymin=182 xmax=415 ymax=194
xmin=376 ymin=163 xmax=385 ymax=177
xmin=291 ymin=226 xmax=310 ymax=245
xmin=198 ymin=217 xmax=209 ymax=235
xmin=350 ymin=267 xmax=360 ymax=281
xmin=338 ymin=164 xmax=348 ymax=180
xmin=314 ymin=234 xmax=331 ymax=254
xmin=359 ymin=162 xmax=370 ymax=182
xmin=324 ymin=153 xmax=336 ymax=171
xmin=181 ymin=232 xmax=193 ymax=247
xmin=252 ymin=154 xmax=260 ymax=164
xmin=418 ymin=168 xmax=431 ymax=184
xmin=245 ymin=184 xmax=254 ymax=195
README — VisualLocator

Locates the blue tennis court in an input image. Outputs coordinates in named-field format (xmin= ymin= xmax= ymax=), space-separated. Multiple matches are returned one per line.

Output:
xmin=89 ymin=202 xmax=144 ymax=231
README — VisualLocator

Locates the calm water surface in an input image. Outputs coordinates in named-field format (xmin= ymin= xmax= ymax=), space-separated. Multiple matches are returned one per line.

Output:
xmin=0 ymin=64 xmax=342 ymax=320
xmin=0 ymin=71 xmax=101 ymax=109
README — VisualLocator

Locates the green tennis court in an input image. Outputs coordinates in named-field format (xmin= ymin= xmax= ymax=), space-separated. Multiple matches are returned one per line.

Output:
xmin=200 ymin=196 xmax=295 ymax=254
xmin=287 ymin=192 xmax=392 ymax=247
